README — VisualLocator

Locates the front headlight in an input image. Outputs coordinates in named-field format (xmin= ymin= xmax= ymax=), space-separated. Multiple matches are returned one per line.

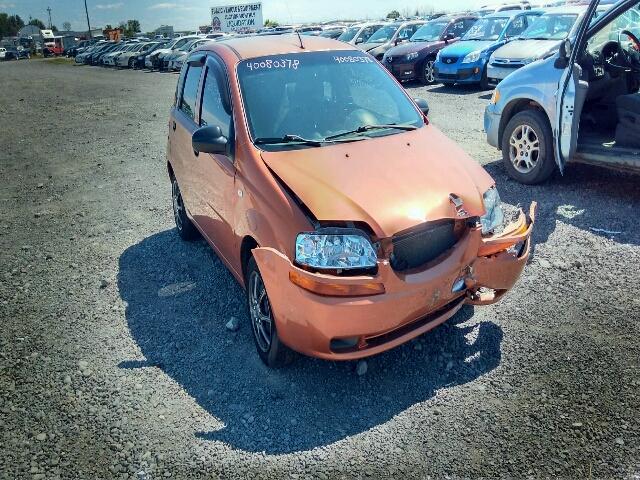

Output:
xmin=295 ymin=232 xmax=377 ymax=270
xmin=480 ymin=187 xmax=504 ymax=235
xmin=406 ymin=52 xmax=419 ymax=61
xmin=462 ymin=50 xmax=482 ymax=64
xmin=521 ymin=56 xmax=538 ymax=65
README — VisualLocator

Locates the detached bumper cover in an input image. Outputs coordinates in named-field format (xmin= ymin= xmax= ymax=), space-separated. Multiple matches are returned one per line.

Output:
xmin=253 ymin=203 xmax=536 ymax=360
xmin=484 ymin=103 xmax=502 ymax=149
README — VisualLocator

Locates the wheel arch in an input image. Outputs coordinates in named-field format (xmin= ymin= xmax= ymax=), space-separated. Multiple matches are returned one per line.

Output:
xmin=498 ymin=98 xmax=550 ymax=149
xmin=240 ymin=235 xmax=259 ymax=284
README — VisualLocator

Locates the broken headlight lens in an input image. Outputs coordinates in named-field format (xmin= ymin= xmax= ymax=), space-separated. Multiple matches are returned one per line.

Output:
xmin=295 ymin=233 xmax=377 ymax=270
xmin=480 ymin=187 xmax=504 ymax=235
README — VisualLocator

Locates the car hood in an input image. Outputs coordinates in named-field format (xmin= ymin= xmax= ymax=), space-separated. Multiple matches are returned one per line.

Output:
xmin=492 ymin=39 xmax=560 ymax=60
xmin=442 ymin=40 xmax=497 ymax=56
xmin=359 ymin=42 xmax=388 ymax=52
xmin=386 ymin=40 xmax=445 ymax=56
xmin=260 ymin=126 xmax=494 ymax=238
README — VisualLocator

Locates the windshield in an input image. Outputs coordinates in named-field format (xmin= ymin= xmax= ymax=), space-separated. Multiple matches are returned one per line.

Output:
xmin=520 ymin=13 xmax=578 ymax=40
xmin=237 ymin=51 xmax=423 ymax=150
xmin=338 ymin=26 xmax=360 ymax=42
xmin=463 ymin=17 xmax=509 ymax=40
xmin=411 ymin=21 xmax=448 ymax=42
xmin=367 ymin=24 xmax=400 ymax=43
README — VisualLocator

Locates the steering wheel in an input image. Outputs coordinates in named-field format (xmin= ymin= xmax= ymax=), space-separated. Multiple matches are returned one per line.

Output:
xmin=618 ymin=29 xmax=640 ymax=70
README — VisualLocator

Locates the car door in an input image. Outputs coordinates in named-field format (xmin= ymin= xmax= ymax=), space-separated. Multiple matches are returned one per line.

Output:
xmin=189 ymin=54 xmax=237 ymax=264
xmin=555 ymin=0 xmax=602 ymax=172
xmin=168 ymin=58 xmax=204 ymax=214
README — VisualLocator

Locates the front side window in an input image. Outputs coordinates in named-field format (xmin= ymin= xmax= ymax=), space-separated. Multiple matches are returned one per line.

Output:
xmin=505 ymin=16 xmax=527 ymax=37
xmin=338 ymin=26 xmax=359 ymax=42
xmin=237 ymin=51 xmax=423 ymax=150
xmin=200 ymin=64 xmax=231 ymax=138
xmin=180 ymin=65 xmax=202 ymax=121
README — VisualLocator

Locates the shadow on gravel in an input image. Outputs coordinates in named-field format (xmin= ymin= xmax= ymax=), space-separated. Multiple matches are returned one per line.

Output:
xmin=118 ymin=230 xmax=503 ymax=454
xmin=483 ymin=159 xmax=640 ymax=247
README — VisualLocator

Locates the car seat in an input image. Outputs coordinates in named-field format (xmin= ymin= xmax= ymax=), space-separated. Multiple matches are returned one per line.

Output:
xmin=615 ymin=92 xmax=640 ymax=148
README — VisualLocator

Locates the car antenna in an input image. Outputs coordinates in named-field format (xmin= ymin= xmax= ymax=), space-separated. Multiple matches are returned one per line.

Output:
xmin=296 ymin=30 xmax=305 ymax=49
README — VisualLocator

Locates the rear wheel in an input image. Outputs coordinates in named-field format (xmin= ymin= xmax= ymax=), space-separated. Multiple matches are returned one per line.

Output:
xmin=421 ymin=58 xmax=436 ymax=85
xmin=501 ymin=110 xmax=556 ymax=184
xmin=171 ymin=176 xmax=199 ymax=240
xmin=246 ymin=257 xmax=294 ymax=368
xmin=129 ymin=58 xmax=135 ymax=68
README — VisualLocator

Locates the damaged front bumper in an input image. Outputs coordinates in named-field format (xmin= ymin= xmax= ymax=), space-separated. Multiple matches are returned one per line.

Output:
xmin=253 ymin=203 xmax=536 ymax=360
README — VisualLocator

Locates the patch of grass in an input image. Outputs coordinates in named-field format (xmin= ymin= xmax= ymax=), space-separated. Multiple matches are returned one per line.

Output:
xmin=44 ymin=57 xmax=74 ymax=65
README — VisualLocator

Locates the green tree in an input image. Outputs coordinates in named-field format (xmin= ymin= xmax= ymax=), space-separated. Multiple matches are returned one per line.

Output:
xmin=386 ymin=10 xmax=400 ymax=19
xmin=0 ymin=13 xmax=25 ymax=39
xmin=51 ymin=25 xmax=58 ymax=32
xmin=29 ymin=18 xmax=46 ymax=29
xmin=62 ymin=21 xmax=71 ymax=31
xmin=105 ymin=24 xmax=113 ymax=30
xmin=264 ymin=19 xmax=279 ymax=28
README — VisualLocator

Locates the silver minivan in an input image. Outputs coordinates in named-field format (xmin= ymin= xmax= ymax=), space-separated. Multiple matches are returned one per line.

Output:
xmin=485 ymin=0 xmax=640 ymax=184
xmin=487 ymin=5 xmax=598 ymax=84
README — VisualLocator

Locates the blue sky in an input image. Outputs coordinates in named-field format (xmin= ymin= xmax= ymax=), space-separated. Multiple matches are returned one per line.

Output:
xmin=0 ymin=0 xmax=482 ymax=31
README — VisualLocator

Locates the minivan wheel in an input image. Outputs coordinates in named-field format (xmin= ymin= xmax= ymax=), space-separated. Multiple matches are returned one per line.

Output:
xmin=421 ymin=58 xmax=436 ymax=85
xmin=171 ymin=176 xmax=199 ymax=240
xmin=501 ymin=110 xmax=556 ymax=185
xmin=246 ymin=257 xmax=294 ymax=368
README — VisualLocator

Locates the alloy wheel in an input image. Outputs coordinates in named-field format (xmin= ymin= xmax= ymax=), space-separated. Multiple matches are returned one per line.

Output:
xmin=248 ymin=270 xmax=273 ymax=353
xmin=509 ymin=124 xmax=540 ymax=174
xmin=424 ymin=60 xmax=435 ymax=83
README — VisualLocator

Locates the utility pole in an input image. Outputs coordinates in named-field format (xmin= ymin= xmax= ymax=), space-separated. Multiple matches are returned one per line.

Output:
xmin=84 ymin=0 xmax=93 ymax=39
xmin=47 ymin=6 xmax=52 ymax=29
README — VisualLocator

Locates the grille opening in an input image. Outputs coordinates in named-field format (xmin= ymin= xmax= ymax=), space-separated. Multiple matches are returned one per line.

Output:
xmin=390 ymin=219 xmax=466 ymax=272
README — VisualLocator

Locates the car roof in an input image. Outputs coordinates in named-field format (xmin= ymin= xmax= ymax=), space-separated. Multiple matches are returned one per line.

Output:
xmin=201 ymin=34 xmax=356 ymax=60
xmin=537 ymin=5 xmax=589 ymax=13
xmin=483 ymin=9 xmax=544 ymax=18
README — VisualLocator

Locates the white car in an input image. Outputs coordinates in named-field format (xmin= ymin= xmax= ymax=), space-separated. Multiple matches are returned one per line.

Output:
xmin=116 ymin=42 xmax=151 ymax=68
xmin=146 ymin=35 xmax=201 ymax=70
xmin=0 ymin=47 xmax=6 ymax=60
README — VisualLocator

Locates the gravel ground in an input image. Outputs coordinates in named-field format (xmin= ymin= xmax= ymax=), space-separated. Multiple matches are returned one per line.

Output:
xmin=1 ymin=58 xmax=639 ymax=479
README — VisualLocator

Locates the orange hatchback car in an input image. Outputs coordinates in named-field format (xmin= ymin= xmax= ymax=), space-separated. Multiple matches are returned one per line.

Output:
xmin=167 ymin=35 xmax=536 ymax=367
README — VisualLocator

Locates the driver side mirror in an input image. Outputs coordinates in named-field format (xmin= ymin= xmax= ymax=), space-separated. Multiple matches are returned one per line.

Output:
xmin=443 ymin=32 xmax=455 ymax=42
xmin=355 ymin=37 xmax=364 ymax=44
xmin=192 ymin=125 xmax=228 ymax=154
xmin=555 ymin=38 xmax=572 ymax=69
xmin=414 ymin=98 xmax=429 ymax=116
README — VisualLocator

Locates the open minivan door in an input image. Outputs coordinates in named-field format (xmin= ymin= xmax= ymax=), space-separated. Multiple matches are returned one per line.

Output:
xmin=554 ymin=0 xmax=602 ymax=173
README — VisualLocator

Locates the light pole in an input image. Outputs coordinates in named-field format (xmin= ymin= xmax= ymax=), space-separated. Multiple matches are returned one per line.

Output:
xmin=47 ymin=6 xmax=52 ymax=29
xmin=84 ymin=0 xmax=93 ymax=39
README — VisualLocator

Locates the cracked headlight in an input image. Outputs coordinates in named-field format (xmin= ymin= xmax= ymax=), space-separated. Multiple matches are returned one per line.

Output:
xmin=295 ymin=232 xmax=377 ymax=270
xmin=480 ymin=187 xmax=504 ymax=235
xmin=406 ymin=52 xmax=419 ymax=61
xmin=462 ymin=50 xmax=482 ymax=63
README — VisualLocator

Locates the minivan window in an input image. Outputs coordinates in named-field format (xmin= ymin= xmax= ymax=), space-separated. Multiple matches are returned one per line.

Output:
xmin=180 ymin=65 xmax=202 ymax=121
xmin=237 ymin=51 xmax=423 ymax=150
xmin=464 ymin=17 xmax=509 ymax=40
xmin=411 ymin=21 xmax=449 ymax=42
xmin=520 ymin=13 xmax=578 ymax=40
xmin=200 ymin=65 xmax=231 ymax=138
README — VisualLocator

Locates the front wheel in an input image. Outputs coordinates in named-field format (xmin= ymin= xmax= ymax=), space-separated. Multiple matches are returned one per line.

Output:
xmin=246 ymin=257 xmax=294 ymax=368
xmin=129 ymin=58 xmax=135 ymax=68
xmin=421 ymin=58 xmax=436 ymax=85
xmin=501 ymin=110 xmax=556 ymax=184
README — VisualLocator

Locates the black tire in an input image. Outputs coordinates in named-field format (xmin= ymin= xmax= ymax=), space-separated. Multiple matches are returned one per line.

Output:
xmin=171 ymin=175 xmax=199 ymax=240
xmin=479 ymin=65 xmax=490 ymax=90
xmin=501 ymin=110 xmax=556 ymax=185
xmin=420 ymin=57 xmax=436 ymax=85
xmin=129 ymin=58 xmax=135 ymax=68
xmin=246 ymin=257 xmax=295 ymax=368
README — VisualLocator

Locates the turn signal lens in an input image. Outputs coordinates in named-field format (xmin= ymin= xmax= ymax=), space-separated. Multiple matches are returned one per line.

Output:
xmin=490 ymin=89 xmax=501 ymax=105
xmin=289 ymin=271 xmax=385 ymax=297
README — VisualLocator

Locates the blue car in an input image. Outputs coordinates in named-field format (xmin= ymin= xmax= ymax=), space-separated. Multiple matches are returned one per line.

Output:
xmin=433 ymin=10 xmax=543 ymax=89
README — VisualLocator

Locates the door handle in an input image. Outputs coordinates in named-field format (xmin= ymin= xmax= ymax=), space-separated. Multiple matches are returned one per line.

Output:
xmin=172 ymin=121 xmax=176 ymax=131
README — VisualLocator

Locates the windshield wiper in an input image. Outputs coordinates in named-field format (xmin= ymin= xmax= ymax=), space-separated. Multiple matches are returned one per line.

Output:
xmin=254 ymin=134 xmax=325 ymax=147
xmin=324 ymin=124 xmax=418 ymax=141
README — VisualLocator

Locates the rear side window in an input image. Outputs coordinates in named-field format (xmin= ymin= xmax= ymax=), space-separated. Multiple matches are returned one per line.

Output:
xmin=200 ymin=65 xmax=231 ymax=138
xmin=180 ymin=65 xmax=202 ymax=121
